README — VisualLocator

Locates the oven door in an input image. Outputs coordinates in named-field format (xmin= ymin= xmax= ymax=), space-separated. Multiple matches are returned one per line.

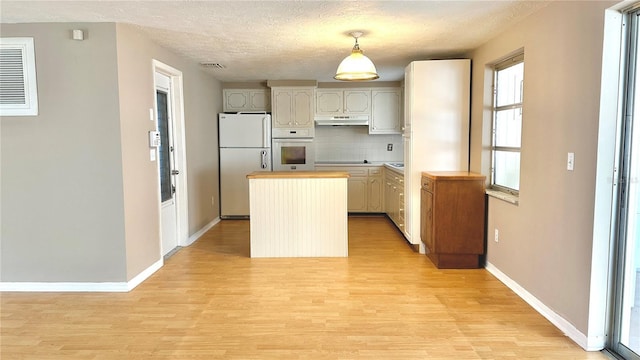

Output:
xmin=272 ymin=138 xmax=315 ymax=171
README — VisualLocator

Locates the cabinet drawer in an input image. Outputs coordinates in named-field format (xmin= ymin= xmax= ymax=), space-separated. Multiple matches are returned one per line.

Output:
xmin=421 ymin=176 xmax=434 ymax=192
xmin=347 ymin=168 xmax=368 ymax=177
xmin=369 ymin=168 xmax=382 ymax=176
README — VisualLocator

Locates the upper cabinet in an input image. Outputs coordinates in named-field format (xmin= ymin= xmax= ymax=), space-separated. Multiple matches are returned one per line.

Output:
xmin=223 ymin=89 xmax=270 ymax=112
xmin=370 ymin=88 xmax=402 ymax=134
xmin=271 ymin=87 xmax=315 ymax=130
xmin=316 ymin=89 xmax=371 ymax=116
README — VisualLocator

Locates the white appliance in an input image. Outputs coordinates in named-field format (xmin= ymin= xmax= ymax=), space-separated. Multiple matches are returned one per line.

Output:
xmin=271 ymin=127 xmax=315 ymax=171
xmin=272 ymin=137 xmax=315 ymax=171
xmin=219 ymin=112 xmax=272 ymax=218
xmin=404 ymin=59 xmax=471 ymax=252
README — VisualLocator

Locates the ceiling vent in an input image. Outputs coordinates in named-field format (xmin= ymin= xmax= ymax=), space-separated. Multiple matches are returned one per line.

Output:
xmin=200 ymin=63 xmax=226 ymax=69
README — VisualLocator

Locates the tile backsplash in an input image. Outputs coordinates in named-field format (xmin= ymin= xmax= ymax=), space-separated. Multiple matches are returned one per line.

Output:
xmin=314 ymin=126 xmax=403 ymax=163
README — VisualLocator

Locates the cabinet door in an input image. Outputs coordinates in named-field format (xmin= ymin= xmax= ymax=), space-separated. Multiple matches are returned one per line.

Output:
xmin=344 ymin=90 xmax=371 ymax=114
xmin=293 ymin=89 xmax=313 ymax=128
xmin=348 ymin=177 xmax=368 ymax=212
xmin=223 ymin=89 xmax=249 ymax=112
xmin=398 ymin=174 xmax=405 ymax=231
xmin=421 ymin=188 xmax=434 ymax=253
xmin=249 ymin=90 xmax=270 ymax=111
xmin=316 ymin=89 xmax=343 ymax=115
xmin=367 ymin=176 xmax=383 ymax=212
xmin=370 ymin=89 xmax=402 ymax=134
xmin=384 ymin=175 xmax=393 ymax=216
xmin=272 ymin=89 xmax=293 ymax=128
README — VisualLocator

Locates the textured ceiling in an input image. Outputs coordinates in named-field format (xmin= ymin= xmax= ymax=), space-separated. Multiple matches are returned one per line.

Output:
xmin=0 ymin=1 xmax=550 ymax=83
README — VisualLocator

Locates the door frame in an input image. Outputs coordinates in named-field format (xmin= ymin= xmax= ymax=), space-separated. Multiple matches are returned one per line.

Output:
xmin=152 ymin=59 xmax=189 ymax=253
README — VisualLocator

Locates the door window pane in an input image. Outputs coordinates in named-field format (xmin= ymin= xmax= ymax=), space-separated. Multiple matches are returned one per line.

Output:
xmin=157 ymin=90 xmax=172 ymax=202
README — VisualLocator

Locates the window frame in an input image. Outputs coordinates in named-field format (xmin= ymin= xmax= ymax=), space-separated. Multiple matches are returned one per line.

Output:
xmin=490 ymin=53 xmax=524 ymax=196
xmin=0 ymin=37 xmax=39 ymax=116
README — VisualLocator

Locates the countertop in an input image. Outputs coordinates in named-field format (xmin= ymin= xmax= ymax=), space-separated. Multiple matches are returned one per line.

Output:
xmin=315 ymin=161 xmax=385 ymax=167
xmin=247 ymin=171 xmax=350 ymax=179
xmin=315 ymin=161 xmax=405 ymax=173
xmin=421 ymin=171 xmax=485 ymax=180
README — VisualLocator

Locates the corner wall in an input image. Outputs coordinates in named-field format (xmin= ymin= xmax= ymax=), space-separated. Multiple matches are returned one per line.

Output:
xmin=0 ymin=23 xmax=127 ymax=282
xmin=114 ymin=24 xmax=222 ymax=280
xmin=468 ymin=0 xmax=616 ymax=346
xmin=0 ymin=22 xmax=222 ymax=285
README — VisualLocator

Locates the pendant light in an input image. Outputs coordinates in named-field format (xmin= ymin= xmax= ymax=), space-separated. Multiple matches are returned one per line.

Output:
xmin=334 ymin=31 xmax=379 ymax=81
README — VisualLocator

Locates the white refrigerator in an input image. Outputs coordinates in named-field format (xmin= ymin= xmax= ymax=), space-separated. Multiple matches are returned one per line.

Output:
xmin=219 ymin=113 xmax=272 ymax=218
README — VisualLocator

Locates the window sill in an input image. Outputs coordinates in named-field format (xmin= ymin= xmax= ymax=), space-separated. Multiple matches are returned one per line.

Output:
xmin=486 ymin=189 xmax=519 ymax=205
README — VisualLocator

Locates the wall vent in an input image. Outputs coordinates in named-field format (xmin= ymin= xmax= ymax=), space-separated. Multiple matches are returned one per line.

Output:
xmin=0 ymin=37 xmax=38 ymax=116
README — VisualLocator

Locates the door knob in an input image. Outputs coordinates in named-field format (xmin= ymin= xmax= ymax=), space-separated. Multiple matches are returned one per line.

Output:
xmin=171 ymin=170 xmax=180 ymax=175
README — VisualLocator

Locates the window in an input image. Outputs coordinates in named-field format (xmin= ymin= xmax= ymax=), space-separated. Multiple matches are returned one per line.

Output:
xmin=0 ymin=37 xmax=38 ymax=116
xmin=491 ymin=53 xmax=524 ymax=194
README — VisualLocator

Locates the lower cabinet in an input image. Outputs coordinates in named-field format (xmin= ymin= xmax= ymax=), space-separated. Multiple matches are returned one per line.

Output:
xmin=421 ymin=171 xmax=486 ymax=269
xmin=347 ymin=175 xmax=368 ymax=212
xmin=316 ymin=166 xmax=384 ymax=213
xmin=384 ymin=168 xmax=404 ymax=231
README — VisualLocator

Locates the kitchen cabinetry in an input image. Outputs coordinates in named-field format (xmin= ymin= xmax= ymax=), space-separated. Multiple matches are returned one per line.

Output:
xmin=404 ymin=59 xmax=471 ymax=249
xmin=223 ymin=89 xmax=270 ymax=112
xmin=271 ymin=87 xmax=314 ymax=131
xmin=384 ymin=167 xmax=404 ymax=231
xmin=315 ymin=89 xmax=371 ymax=116
xmin=421 ymin=171 xmax=485 ymax=269
xmin=370 ymin=88 xmax=402 ymax=134
xmin=367 ymin=167 xmax=383 ymax=212
xmin=315 ymin=165 xmax=383 ymax=213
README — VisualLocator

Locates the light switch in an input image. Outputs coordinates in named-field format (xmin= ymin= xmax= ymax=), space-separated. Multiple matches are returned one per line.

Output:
xmin=150 ymin=149 xmax=156 ymax=161
xmin=567 ymin=152 xmax=575 ymax=171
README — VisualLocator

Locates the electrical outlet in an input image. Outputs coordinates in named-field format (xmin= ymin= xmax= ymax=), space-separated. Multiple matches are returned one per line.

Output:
xmin=494 ymin=229 xmax=499 ymax=243
xmin=387 ymin=144 xmax=393 ymax=151
xmin=211 ymin=196 xmax=215 ymax=206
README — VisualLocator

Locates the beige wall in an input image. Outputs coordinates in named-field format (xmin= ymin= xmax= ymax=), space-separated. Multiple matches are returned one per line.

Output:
xmin=468 ymin=1 xmax=615 ymax=336
xmin=1 ymin=22 xmax=222 ymax=283
xmin=0 ymin=23 xmax=127 ymax=281
xmin=115 ymin=24 xmax=221 ymax=280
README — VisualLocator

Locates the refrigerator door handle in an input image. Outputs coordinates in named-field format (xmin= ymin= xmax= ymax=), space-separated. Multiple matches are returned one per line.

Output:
xmin=263 ymin=116 xmax=271 ymax=148
xmin=261 ymin=150 xmax=268 ymax=169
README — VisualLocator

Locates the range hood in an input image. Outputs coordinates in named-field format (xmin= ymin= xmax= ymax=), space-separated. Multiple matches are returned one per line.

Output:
xmin=315 ymin=115 xmax=369 ymax=126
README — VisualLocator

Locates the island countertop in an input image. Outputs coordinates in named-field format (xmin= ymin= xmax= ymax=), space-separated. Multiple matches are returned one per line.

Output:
xmin=247 ymin=171 xmax=350 ymax=179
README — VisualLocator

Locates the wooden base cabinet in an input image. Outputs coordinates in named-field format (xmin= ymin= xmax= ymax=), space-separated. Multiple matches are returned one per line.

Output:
xmin=421 ymin=171 xmax=485 ymax=269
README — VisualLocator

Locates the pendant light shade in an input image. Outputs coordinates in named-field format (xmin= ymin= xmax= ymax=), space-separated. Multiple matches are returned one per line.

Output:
xmin=334 ymin=32 xmax=379 ymax=81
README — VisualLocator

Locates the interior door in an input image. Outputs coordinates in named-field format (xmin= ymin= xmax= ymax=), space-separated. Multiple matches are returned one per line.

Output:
xmin=155 ymin=72 xmax=178 ymax=257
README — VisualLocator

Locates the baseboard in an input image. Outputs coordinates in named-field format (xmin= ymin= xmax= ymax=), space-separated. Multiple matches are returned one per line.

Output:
xmin=185 ymin=216 xmax=220 ymax=246
xmin=0 ymin=216 xmax=223 ymax=293
xmin=485 ymin=262 xmax=593 ymax=351
xmin=125 ymin=258 xmax=163 ymax=291
xmin=0 ymin=259 xmax=163 ymax=293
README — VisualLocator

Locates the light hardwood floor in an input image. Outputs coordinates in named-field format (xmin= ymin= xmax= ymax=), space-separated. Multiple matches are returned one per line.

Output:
xmin=1 ymin=216 xmax=609 ymax=359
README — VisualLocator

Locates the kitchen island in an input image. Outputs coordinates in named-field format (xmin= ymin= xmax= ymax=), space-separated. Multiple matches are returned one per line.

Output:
xmin=246 ymin=171 xmax=349 ymax=258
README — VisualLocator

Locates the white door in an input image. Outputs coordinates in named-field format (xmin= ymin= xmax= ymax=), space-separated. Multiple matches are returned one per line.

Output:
xmin=155 ymin=72 xmax=178 ymax=256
